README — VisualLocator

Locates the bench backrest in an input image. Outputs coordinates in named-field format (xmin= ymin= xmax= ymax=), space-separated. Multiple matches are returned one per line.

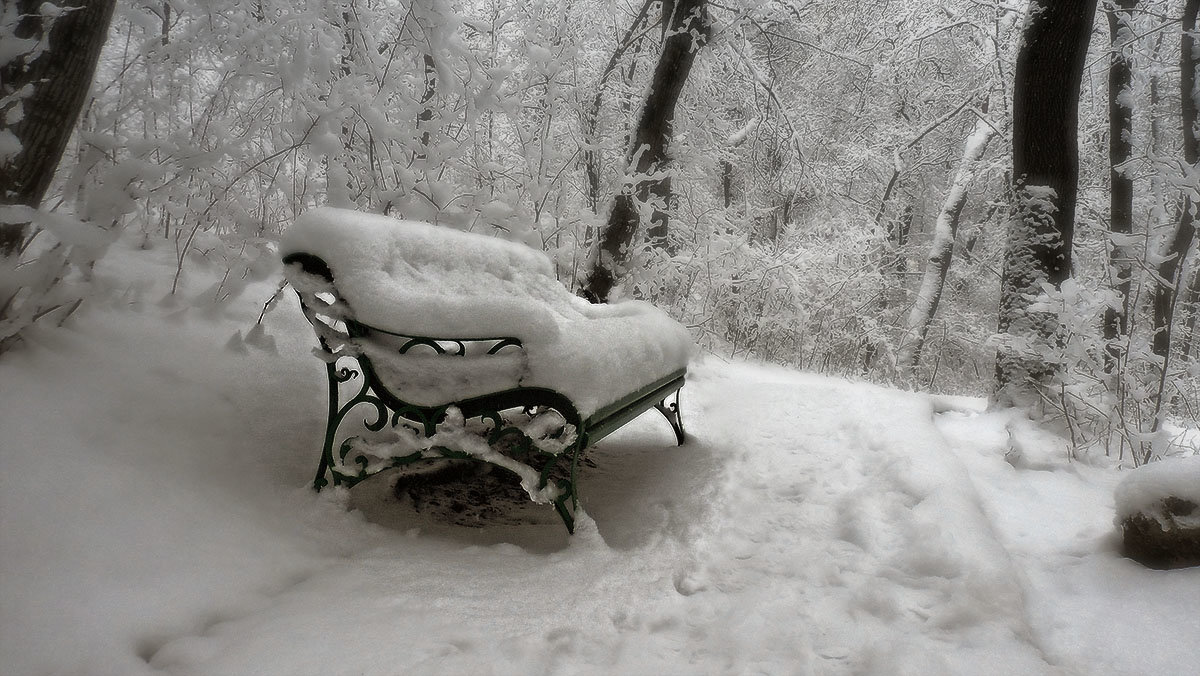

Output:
xmin=281 ymin=207 xmax=579 ymax=343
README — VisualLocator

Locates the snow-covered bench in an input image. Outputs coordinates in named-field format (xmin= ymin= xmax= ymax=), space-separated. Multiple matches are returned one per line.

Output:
xmin=281 ymin=207 xmax=692 ymax=532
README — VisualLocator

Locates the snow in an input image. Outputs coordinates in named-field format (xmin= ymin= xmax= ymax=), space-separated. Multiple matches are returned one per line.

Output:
xmin=938 ymin=409 xmax=1200 ymax=676
xmin=349 ymin=404 xmax=576 ymax=505
xmin=281 ymin=207 xmax=693 ymax=416
xmin=1114 ymin=456 xmax=1200 ymax=525
xmin=280 ymin=207 xmax=564 ymax=340
xmin=2 ymin=237 xmax=1199 ymax=675
xmin=359 ymin=344 xmax=527 ymax=405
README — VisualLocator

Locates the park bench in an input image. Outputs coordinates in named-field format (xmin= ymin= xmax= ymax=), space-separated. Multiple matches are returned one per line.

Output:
xmin=280 ymin=207 xmax=692 ymax=532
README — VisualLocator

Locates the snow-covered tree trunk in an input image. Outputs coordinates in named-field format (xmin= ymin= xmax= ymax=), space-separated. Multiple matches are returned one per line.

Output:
xmin=583 ymin=0 xmax=710 ymax=303
xmin=1103 ymin=0 xmax=1137 ymax=360
xmin=415 ymin=54 xmax=437 ymax=154
xmin=897 ymin=114 xmax=996 ymax=371
xmin=0 ymin=0 xmax=116 ymax=256
xmin=1150 ymin=0 xmax=1199 ymax=362
xmin=994 ymin=0 xmax=1098 ymax=405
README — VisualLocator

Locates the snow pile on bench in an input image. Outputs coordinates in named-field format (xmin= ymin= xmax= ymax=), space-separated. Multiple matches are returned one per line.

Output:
xmin=281 ymin=207 xmax=693 ymax=416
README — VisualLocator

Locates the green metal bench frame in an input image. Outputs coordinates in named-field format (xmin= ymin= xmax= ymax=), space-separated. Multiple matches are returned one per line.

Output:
xmin=283 ymin=253 xmax=685 ymax=533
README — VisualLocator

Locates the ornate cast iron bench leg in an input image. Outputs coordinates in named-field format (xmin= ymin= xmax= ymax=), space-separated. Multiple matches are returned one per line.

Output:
xmin=313 ymin=357 xmax=402 ymax=492
xmin=552 ymin=432 xmax=586 ymax=534
xmin=314 ymin=361 xmax=341 ymax=490
xmin=654 ymin=389 xmax=685 ymax=445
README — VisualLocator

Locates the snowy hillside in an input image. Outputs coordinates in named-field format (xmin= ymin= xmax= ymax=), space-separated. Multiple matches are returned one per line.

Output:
xmin=1 ymin=240 xmax=1198 ymax=676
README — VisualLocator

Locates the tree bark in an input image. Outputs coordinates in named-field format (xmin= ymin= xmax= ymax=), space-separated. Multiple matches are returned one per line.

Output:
xmin=1179 ymin=267 xmax=1200 ymax=362
xmin=995 ymin=0 xmax=1098 ymax=403
xmin=160 ymin=2 xmax=170 ymax=46
xmin=1150 ymin=0 xmax=1200 ymax=362
xmin=1104 ymin=0 xmax=1137 ymax=361
xmin=583 ymin=0 xmax=710 ymax=303
xmin=409 ymin=1 xmax=446 ymax=162
xmin=415 ymin=53 xmax=437 ymax=153
xmin=0 ymin=0 xmax=116 ymax=255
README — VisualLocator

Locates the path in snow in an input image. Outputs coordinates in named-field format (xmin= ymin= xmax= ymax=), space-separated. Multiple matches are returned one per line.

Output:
xmin=666 ymin=363 xmax=1059 ymax=675
xmin=1 ymin=244 xmax=1067 ymax=674
xmin=143 ymin=362 xmax=1062 ymax=676
xmin=937 ymin=411 xmax=1200 ymax=676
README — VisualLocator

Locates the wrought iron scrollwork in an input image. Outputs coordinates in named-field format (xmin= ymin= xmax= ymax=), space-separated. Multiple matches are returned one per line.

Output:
xmin=486 ymin=338 xmax=522 ymax=354
xmin=654 ymin=390 xmax=685 ymax=445
xmin=372 ymin=329 xmax=523 ymax=359
xmin=307 ymin=342 xmax=584 ymax=530
xmin=395 ymin=337 xmax=465 ymax=355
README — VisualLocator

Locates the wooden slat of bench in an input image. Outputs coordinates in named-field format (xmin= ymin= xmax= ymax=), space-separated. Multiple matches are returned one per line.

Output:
xmin=584 ymin=369 xmax=686 ymax=445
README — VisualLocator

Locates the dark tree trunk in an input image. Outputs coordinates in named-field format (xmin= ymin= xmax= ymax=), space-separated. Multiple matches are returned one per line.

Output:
xmin=0 ymin=0 xmax=116 ymax=255
xmin=1151 ymin=0 xmax=1200 ymax=361
xmin=1104 ymin=0 xmax=1137 ymax=362
xmin=886 ymin=202 xmax=912 ymax=276
xmin=160 ymin=2 xmax=170 ymax=46
xmin=1180 ymin=267 xmax=1200 ymax=362
xmin=583 ymin=0 xmax=710 ymax=303
xmin=407 ymin=2 xmax=443 ymax=163
xmin=721 ymin=159 xmax=734 ymax=208
xmin=873 ymin=168 xmax=901 ymax=229
xmin=416 ymin=53 xmax=437 ymax=154
xmin=995 ymin=0 xmax=1098 ymax=402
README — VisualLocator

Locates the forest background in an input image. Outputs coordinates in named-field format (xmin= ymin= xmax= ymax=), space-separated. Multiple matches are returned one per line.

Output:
xmin=2 ymin=0 xmax=1198 ymax=465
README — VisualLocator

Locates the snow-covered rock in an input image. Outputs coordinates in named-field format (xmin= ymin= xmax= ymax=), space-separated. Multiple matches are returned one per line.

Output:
xmin=1114 ymin=457 xmax=1200 ymax=569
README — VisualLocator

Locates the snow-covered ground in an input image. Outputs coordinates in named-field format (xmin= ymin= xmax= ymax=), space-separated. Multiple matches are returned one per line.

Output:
xmin=2 ymin=239 xmax=1198 ymax=675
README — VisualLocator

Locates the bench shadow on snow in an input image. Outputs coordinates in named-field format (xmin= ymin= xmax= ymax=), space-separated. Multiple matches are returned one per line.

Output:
xmin=346 ymin=420 xmax=722 ymax=554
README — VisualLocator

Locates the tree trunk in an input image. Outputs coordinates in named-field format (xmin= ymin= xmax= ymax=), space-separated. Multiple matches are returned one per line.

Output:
xmin=1179 ymin=267 xmax=1200 ymax=362
xmin=1104 ymin=0 xmax=1137 ymax=363
xmin=1150 ymin=0 xmax=1200 ymax=362
xmin=582 ymin=0 xmax=655 ymax=214
xmin=873 ymin=167 xmax=901 ymax=229
xmin=410 ymin=1 xmax=446 ymax=162
xmin=886 ymin=201 xmax=912 ymax=275
xmin=416 ymin=53 xmax=437 ymax=153
xmin=160 ymin=2 xmax=170 ymax=46
xmin=721 ymin=159 xmax=734 ymax=208
xmin=898 ymin=114 xmax=996 ymax=371
xmin=0 ymin=0 xmax=117 ymax=255
xmin=582 ymin=0 xmax=710 ymax=303
xmin=995 ymin=0 xmax=1098 ymax=403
